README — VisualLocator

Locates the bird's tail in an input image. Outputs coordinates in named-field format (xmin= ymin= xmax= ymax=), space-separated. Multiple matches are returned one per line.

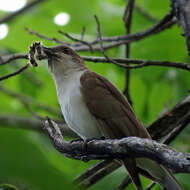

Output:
xmin=136 ymin=158 xmax=183 ymax=190
xmin=161 ymin=167 xmax=183 ymax=190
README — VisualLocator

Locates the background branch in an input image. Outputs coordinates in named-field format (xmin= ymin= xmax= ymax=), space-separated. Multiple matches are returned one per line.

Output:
xmin=0 ymin=64 xmax=29 ymax=81
xmin=123 ymin=0 xmax=135 ymax=105
xmin=170 ymin=0 xmax=190 ymax=55
xmin=0 ymin=0 xmax=45 ymax=24
xmin=0 ymin=115 xmax=76 ymax=138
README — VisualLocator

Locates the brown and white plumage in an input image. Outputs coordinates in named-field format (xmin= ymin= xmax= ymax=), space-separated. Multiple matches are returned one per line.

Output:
xmin=42 ymin=45 xmax=183 ymax=190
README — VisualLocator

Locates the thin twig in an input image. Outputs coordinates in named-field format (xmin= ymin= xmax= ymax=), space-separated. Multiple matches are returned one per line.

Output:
xmin=58 ymin=30 xmax=94 ymax=53
xmin=82 ymin=56 xmax=190 ymax=71
xmin=135 ymin=4 xmax=158 ymax=23
xmin=0 ymin=85 xmax=61 ymax=116
xmin=25 ymin=13 xmax=176 ymax=53
xmin=75 ymin=16 xmax=176 ymax=52
xmin=78 ymin=161 xmax=120 ymax=189
xmin=96 ymin=11 xmax=175 ymax=42
xmin=0 ymin=64 xmax=29 ymax=81
xmin=122 ymin=0 xmax=135 ymax=105
xmin=12 ymin=62 xmax=43 ymax=87
xmin=94 ymin=15 xmax=124 ymax=68
xmin=25 ymin=28 xmax=71 ymax=45
xmin=0 ymin=115 xmax=76 ymax=138
xmin=80 ymin=27 xmax=86 ymax=41
xmin=2 ymin=53 xmax=189 ymax=72
xmin=0 ymin=0 xmax=44 ymax=24
xmin=74 ymin=160 xmax=113 ymax=183
xmin=170 ymin=0 xmax=190 ymax=55
xmin=0 ymin=53 xmax=28 ymax=66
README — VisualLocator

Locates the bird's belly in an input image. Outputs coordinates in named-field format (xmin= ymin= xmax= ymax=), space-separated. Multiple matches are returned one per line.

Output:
xmin=60 ymin=91 xmax=102 ymax=140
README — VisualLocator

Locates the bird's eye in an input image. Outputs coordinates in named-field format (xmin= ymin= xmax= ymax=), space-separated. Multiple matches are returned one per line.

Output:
xmin=62 ymin=47 xmax=71 ymax=55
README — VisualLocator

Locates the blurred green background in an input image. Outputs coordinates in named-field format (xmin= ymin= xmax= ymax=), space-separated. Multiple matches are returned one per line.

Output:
xmin=0 ymin=0 xmax=190 ymax=189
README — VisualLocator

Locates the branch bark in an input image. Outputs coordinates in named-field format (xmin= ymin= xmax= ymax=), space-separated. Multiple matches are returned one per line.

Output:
xmin=44 ymin=118 xmax=190 ymax=173
xmin=148 ymin=93 xmax=190 ymax=141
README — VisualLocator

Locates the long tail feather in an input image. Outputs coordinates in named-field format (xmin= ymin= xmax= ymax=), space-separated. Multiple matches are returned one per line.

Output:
xmin=136 ymin=158 xmax=183 ymax=190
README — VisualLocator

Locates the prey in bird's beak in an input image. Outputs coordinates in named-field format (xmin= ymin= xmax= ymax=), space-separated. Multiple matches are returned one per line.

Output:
xmin=28 ymin=41 xmax=84 ymax=72
xmin=28 ymin=42 xmax=64 ymax=67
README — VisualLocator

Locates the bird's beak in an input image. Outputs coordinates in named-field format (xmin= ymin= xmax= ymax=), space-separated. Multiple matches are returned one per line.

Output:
xmin=42 ymin=46 xmax=63 ymax=60
xmin=42 ymin=46 xmax=57 ymax=58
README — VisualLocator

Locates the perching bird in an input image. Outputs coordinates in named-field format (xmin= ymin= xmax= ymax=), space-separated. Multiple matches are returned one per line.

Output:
xmin=38 ymin=44 xmax=183 ymax=190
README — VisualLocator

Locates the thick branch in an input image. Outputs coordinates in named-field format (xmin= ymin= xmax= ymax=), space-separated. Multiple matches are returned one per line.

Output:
xmin=44 ymin=119 xmax=190 ymax=173
xmin=148 ymin=93 xmax=190 ymax=141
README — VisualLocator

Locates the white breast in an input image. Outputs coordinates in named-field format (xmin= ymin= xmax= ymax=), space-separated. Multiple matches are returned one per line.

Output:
xmin=53 ymin=70 xmax=102 ymax=139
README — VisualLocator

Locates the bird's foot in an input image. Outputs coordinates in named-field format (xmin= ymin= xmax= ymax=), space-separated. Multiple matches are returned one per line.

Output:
xmin=71 ymin=137 xmax=105 ymax=162
xmin=70 ymin=138 xmax=83 ymax=143
xmin=82 ymin=136 xmax=105 ymax=152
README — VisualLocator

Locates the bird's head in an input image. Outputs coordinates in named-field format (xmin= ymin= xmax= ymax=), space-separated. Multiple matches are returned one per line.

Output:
xmin=42 ymin=45 xmax=86 ymax=75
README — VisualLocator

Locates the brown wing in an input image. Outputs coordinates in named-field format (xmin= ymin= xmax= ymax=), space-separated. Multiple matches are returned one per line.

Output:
xmin=80 ymin=71 xmax=151 ymax=139
xmin=80 ymin=71 xmax=151 ymax=190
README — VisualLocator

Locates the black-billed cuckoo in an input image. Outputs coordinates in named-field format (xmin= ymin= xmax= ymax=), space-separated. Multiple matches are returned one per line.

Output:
xmin=32 ymin=43 xmax=183 ymax=190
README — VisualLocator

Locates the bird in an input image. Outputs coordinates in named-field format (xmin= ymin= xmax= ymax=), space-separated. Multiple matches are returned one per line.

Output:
xmin=40 ymin=44 xmax=183 ymax=190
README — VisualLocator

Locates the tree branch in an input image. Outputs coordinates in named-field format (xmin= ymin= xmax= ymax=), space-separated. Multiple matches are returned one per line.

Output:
xmin=0 ymin=0 xmax=45 ymax=24
xmin=25 ymin=12 xmax=176 ymax=53
xmin=123 ymin=0 xmax=135 ymax=105
xmin=25 ymin=28 xmax=71 ymax=45
xmin=148 ymin=93 xmax=190 ymax=141
xmin=73 ymin=160 xmax=113 ymax=183
xmin=44 ymin=118 xmax=190 ymax=173
xmin=1 ymin=53 xmax=190 ymax=72
xmin=82 ymin=56 xmax=190 ymax=71
xmin=0 ymin=64 xmax=29 ymax=81
xmin=0 ymin=85 xmax=61 ymax=116
xmin=0 ymin=115 xmax=76 ymax=138
xmin=91 ymin=11 xmax=176 ymax=43
xmin=58 ymin=30 xmax=94 ymax=53
xmin=134 ymin=4 xmax=158 ymax=23
xmin=0 ymin=53 xmax=28 ymax=66
xmin=170 ymin=0 xmax=190 ymax=55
